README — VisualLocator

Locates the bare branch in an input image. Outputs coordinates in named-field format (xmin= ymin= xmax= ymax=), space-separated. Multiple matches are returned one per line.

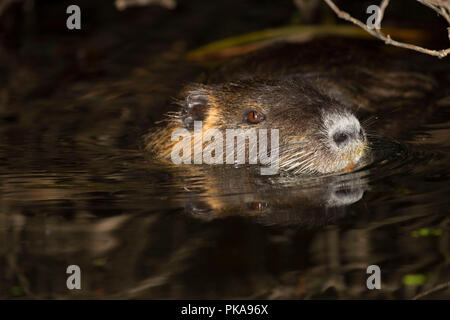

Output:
xmin=416 ymin=0 xmax=450 ymax=25
xmin=375 ymin=0 xmax=391 ymax=29
xmin=413 ymin=281 xmax=450 ymax=300
xmin=324 ymin=0 xmax=450 ymax=58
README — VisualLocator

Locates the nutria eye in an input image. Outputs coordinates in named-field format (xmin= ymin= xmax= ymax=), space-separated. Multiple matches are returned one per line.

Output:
xmin=246 ymin=111 xmax=264 ymax=124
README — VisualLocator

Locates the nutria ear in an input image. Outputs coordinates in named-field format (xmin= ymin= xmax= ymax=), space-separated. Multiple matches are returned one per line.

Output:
xmin=182 ymin=90 xmax=210 ymax=130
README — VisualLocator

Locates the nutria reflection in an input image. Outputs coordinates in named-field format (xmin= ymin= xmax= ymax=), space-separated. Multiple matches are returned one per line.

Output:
xmin=160 ymin=163 xmax=369 ymax=226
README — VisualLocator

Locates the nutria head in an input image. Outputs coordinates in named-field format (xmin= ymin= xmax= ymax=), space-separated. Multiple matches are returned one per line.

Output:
xmin=147 ymin=78 xmax=368 ymax=175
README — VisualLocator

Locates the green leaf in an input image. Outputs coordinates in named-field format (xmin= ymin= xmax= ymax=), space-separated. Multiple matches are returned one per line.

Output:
xmin=93 ymin=258 xmax=107 ymax=267
xmin=403 ymin=274 xmax=427 ymax=286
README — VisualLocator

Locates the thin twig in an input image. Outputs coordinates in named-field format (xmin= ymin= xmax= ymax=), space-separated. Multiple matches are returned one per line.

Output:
xmin=412 ymin=281 xmax=450 ymax=300
xmin=375 ymin=0 xmax=391 ymax=29
xmin=324 ymin=0 xmax=450 ymax=58
xmin=416 ymin=0 xmax=450 ymax=25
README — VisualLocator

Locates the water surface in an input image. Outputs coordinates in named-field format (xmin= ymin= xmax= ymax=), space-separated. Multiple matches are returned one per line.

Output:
xmin=0 ymin=1 xmax=449 ymax=300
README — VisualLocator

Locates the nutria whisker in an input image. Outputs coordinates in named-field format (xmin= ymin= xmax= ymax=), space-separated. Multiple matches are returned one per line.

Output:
xmin=280 ymin=151 xmax=315 ymax=171
xmin=272 ymin=141 xmax=310 ymax=154
xmin=361 ymin=115 xmax=380 ymax=128
xmin=285 ymin=156 xmax=313 ymax=172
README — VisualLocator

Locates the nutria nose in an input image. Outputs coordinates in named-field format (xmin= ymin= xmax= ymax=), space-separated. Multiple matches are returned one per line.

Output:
xmin=333 ymin=131 xmax=351 ymax=147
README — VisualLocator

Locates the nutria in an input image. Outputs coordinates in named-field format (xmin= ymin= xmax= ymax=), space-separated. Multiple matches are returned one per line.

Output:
xmin=145 ymin=38 xmax=438 ymax=176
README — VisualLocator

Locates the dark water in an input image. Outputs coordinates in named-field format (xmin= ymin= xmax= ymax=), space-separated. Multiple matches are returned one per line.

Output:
xmin=3 ymin=109 xmax=449 ymax=299
xmin=0 ymin=0 xmax=449 ymax=300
